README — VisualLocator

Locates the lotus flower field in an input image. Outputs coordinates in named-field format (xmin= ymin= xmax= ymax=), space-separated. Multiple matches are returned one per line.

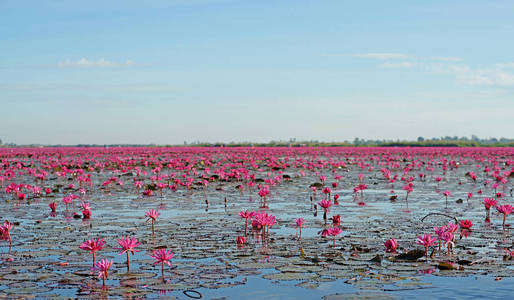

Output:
xmin=0 ymin=146 xmax=513 ymax=298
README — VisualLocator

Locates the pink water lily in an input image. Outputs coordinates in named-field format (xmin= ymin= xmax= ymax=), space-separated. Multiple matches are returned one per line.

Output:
xmin=295 ymin=217 xmax=304 ymax=240
xmin=416 ymin=234 xmax=437 ymax=260
xmin=496 ymin=204 xmax=513 ymax=228
xmin=145 ymin=209 xmax=160 ymax=236
xmin=93 ymin=259 xmax=113 ymax=287
xmin=79 ymin=238 xmax=106 ymax=266
xmin=384 ymin=238 xmax=397 ymax=253
xmin=115 ymin=236 xmax=141 ymax=271
xmin=151 ymin=249 xmax=173 ymax=277
xmin=239 ymin=210 xmax=256 ymax=236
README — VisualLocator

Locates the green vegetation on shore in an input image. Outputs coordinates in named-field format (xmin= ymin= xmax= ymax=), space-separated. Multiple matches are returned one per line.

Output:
xmin=1 ymin=136 xmax=513 ymax=148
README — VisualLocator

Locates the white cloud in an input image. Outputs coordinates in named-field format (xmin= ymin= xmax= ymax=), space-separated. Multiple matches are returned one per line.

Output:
xmin=431 ymin=56 xmax=463 ymax=62
xmin=496 ymin=62 xmax=514 ymax=68
xmin=58 ymin=58 xmax=135 ymax=68
xmin=449 ymin=65 xmax=514 ymax=87
xmin=379 ymin=61 xmax=417 ymax=69
xmin=357 ymin=53 xmax=514 ymax=87
xmin=352 ymin=53 xmax=411 ymax=60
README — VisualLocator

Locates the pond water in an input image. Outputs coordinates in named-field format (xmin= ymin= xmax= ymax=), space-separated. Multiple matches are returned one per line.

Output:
xmin=0 ymin=147 xmax=512 ymax=299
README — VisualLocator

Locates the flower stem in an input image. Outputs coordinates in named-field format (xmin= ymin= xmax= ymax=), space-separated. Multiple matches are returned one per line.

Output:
xmin=126 ymin=252 xmax=130 ymax=272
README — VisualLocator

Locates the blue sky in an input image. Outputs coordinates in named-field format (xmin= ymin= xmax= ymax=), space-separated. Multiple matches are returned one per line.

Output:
xmin=1 ymin=0 xmax=513 ymax=144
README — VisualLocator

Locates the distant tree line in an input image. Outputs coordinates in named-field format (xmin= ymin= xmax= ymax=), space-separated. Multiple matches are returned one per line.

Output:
xmin=1 ymin=135 xmax=513 ymax=148
xmin=184 ymin=136 xmax=514 ymax=148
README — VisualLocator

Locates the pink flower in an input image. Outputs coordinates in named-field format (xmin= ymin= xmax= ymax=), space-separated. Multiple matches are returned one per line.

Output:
xmin=496 ymin=204 xmax=513 ymax=227
xmin=328 ymin=227 xmax=342 ymax=237
xmin=332 ymin=215 xmax=341 ymax=226
xmin=80 ymin=238 xmax=106 ymax=254
xmin=496 ymin=204 xmax=513 ymax=216
xmin=384 ymin=238 xmax=398 ymax=253
xmin=93 ymin=259 xmax=113 ymax=286
xmin=0 ymin=221 xmax=13 ymax=243
xmin=239 ymin=210 xmax=256 ymax=219
xmin=79 ymin=238 xmax=106 ymax=266
xmin=460 ymin=219 xmax=473 ymax=230
xmin=145 ymin=209 xmax=160 ymax=221
xmin=80 ymin=202 xmax=90 ymax=210
xmin=402 ymin=184 xmax=413 ymax=193
xmin=236 ymin=236 xmax=246 ymax=245
xmin=446 ymin=222 xmax=459 ymax=233
xmin=416 ymin=234 xmax=437 ymax=247
xmin=319 ymin=199 xmax=332 ymax=211
xmin=151 ymin=249 xmax=174 ymax=266
xmin=82 ymin=209 xmax=91 ymax=219
xmin=116 ymin=236 xmax=140 ymax=255
xmin=483 ymin=198 xmax=497 ymax=210
xmin=115 ymin=236 xmax=140 ymax=271
xmin=322 ymin=187 xmax=331 ymax=195
xmin=327 ymin=226 xmax=342 ymax=247
xmin=416 ymin=233 xmax=436 ymax=259
xmin=49 ymin=202 xmax=57 ymax=212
